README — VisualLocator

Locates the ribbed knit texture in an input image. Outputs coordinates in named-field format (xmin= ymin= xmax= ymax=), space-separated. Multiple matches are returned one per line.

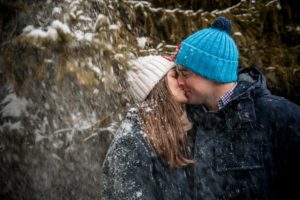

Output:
xmin=175 ymin=17 xmax=239 ymax=83
xmin=127 ymin=55 xmax=175 ymax=102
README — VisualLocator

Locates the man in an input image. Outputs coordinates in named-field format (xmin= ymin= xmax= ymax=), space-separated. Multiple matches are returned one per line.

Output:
xmin=175 ymin=17 xmax=300 ymax=199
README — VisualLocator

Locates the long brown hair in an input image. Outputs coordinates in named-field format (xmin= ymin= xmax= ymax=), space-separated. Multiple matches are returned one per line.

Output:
xmin=138 ymin=75 xmax=194 ymax=168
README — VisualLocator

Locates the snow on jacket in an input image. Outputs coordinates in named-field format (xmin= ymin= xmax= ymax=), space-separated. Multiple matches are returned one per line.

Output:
xmin=101 ymin=107 xmax=193 ymax=200
xmin=186 ymin=67 xmax=300 ymax=200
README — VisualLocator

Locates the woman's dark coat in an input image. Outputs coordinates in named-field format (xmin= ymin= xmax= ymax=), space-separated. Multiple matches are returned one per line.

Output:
xmin=101 ymin=108 xmax=192 ymax=200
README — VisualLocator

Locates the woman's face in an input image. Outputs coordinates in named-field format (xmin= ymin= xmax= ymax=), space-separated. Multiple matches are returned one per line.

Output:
xmin=167 ymin=68 xmax=188 ymax=103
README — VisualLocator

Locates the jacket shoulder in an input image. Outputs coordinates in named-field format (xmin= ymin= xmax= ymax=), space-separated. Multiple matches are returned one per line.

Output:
xmin=101 ymin=119 xmax=158 ymax=199
xmin=256 ymin=94 xmax=300 ymax=113
xmin=104 ymin=118 xmax=151 ymax=164
xmin=254 ymin=94 xmax=300 ymax=134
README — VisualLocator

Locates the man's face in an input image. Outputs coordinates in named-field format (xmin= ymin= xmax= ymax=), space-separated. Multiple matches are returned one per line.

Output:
xmin=176 ymin=66 xmax=213 ymax=105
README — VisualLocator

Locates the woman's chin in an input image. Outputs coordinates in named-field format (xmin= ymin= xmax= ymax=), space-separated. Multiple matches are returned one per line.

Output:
xmin=173 ymin=94 xmax=189 ymax=104
xmin=179 ymin=96 xmax=188 ymax=104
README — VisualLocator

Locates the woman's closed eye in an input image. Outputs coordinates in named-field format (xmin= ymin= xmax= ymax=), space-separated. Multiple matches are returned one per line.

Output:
xmin=168 ymin=68 xmax=178 ymax=79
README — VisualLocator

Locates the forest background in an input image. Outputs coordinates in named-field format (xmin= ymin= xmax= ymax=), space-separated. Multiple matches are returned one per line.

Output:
xmin=0 ymin=0 xmax=299 ymax=199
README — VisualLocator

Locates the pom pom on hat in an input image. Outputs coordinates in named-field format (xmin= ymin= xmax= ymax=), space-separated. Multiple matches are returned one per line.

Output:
xmin=175 ymin=17 xmax=239 ymax=83
xmin=127 ymin=55 xmax=175 ymax=103
xmin=211 ymin=17 xmax=232 ymax=35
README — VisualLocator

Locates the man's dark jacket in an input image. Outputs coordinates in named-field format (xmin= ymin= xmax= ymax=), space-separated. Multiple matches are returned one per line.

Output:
xmin=187 ymin=67 xmax=300 ymax=200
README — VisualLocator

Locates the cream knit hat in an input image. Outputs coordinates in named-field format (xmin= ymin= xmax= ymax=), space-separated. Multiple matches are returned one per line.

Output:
xmin=127 ymin=55 xmax=175 ymax=102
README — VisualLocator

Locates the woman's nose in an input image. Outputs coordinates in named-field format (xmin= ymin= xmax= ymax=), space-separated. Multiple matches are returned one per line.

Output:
xmin=177 ymin=75 xmax=185 ymax=86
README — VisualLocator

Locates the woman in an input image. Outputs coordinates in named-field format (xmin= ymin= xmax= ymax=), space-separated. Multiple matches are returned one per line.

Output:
xmin=101 ymin=55 xmax=193 ymax=200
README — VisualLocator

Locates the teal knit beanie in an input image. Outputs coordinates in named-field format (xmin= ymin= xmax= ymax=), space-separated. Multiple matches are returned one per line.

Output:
xmin=175 ymin=17 xmax=239 ymax=83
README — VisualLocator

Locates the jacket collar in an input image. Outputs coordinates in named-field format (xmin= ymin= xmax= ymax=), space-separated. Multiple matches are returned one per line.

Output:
xmin=230 ymin=67 xmax=271 ymax=103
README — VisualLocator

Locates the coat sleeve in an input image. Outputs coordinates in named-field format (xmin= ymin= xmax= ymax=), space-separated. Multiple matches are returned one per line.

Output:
xmin=101 ymin=134 xmax=160 ymax=200
xmin=271 ymin=98 xmax=300 ymax=198
xmin=275 ymin=98 xmax=300 ymax=155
